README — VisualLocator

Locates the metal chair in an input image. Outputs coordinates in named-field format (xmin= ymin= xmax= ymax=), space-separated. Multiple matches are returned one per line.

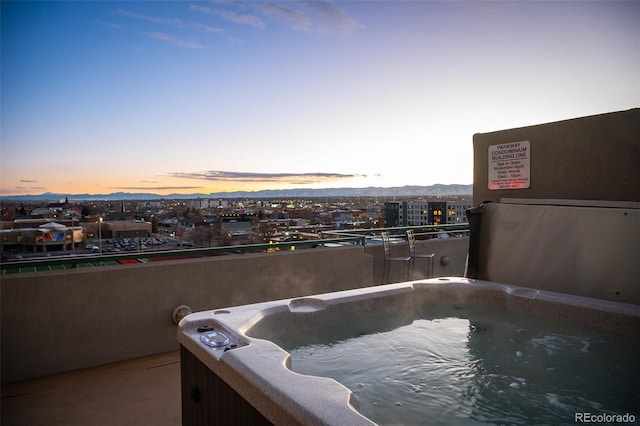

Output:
xmin=381 ymin=231 xmax=411 ymax=283
xmin=406 ymin=229 xmax=435 ymax=279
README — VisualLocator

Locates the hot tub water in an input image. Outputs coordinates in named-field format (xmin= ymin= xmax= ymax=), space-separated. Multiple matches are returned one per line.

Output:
xmin=282 ymin=306 xmax=638 ymax=425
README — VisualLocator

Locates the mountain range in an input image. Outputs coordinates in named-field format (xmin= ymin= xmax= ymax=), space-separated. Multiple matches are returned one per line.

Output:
xmin=1 ymin=184 xmax=473 ymax=202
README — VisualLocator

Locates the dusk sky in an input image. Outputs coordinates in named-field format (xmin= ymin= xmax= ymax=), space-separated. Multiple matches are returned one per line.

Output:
xmin=1 ymin=1 xmax=638 ymax=196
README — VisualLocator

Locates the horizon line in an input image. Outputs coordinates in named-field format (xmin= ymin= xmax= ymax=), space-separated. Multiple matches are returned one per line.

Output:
xmin=0 ymin=183 xmax=474 ymax=200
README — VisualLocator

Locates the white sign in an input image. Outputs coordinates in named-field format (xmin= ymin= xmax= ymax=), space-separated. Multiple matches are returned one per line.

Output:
xmin=488 ymin=140 xmax=530 ymax=190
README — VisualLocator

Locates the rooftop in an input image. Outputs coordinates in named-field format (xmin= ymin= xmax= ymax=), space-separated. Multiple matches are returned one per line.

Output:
xmin=1 ymin=227 xmax=469 ymax=424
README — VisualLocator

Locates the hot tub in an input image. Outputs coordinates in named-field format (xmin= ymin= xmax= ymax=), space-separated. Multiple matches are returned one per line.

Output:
xmin=177 ymin=278 xmax=640 ymax=425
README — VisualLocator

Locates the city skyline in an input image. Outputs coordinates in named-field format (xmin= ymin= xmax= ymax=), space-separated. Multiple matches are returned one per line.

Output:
xmin=0 ymin=183 xmax=474 ymax=202
xmin=2 ymin=1 xmax=638 ymax=197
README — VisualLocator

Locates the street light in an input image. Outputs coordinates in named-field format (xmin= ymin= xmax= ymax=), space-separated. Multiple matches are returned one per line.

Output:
xmin=99 ymin=217 xmax=103 ymax=255
xmin=71 ymin=216 xmax=75 ymax=253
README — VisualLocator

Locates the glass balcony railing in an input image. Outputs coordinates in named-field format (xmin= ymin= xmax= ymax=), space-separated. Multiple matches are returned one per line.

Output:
xmin=0 ymin=224 xmax=469 ymax=274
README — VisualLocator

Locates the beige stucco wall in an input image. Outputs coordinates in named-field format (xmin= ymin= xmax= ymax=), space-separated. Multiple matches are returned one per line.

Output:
xmin=473 ymin=202 xmax=640 ymax=305
xmin=1 ymin=238 xmax=470 ymax=384
xmin=473 ymin=108 xmax=640 ymax=203
xmin=1 ymin=246 xmax=370 ymax=383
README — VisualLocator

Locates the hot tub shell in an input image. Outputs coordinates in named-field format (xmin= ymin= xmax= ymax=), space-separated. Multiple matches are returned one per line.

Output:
xmin=177 ymin=278 xmax=640 ymax=425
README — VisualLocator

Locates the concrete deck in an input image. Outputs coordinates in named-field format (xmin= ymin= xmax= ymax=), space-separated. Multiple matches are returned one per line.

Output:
xmin=1 ymin=351 xmax=181 ymax=426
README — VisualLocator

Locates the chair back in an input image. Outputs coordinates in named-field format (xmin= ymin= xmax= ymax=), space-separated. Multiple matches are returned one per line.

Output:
xmin=406 ymin=229 xmax=416 ymax=255
xmin=381 ymin=232 xmax=392 ymax=257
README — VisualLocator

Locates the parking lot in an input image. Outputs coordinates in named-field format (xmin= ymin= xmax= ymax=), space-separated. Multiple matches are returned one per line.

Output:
xmin=101 ymin=237 xmax=172 ymax=253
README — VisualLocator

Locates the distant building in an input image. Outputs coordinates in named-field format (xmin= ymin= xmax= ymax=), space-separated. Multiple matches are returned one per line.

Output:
xmin=384 ymin=199 xmax=472 ymax=227
xmin=47 ymin=196 xmax=70 ymax=211
xmin=102 ymin=220 xmax=152 ymax=239
xmin=189 ymin=199 xmax=229 ymax=209
xmin=384 ymin=203 xmax=401 ymax=227
xmin=221 ymin=221 xmax=252 ymax=237
xmin=0 ymin=221 xmax=84 ymax=253
xmin=330 ymin=210 xmax=354 ymax=223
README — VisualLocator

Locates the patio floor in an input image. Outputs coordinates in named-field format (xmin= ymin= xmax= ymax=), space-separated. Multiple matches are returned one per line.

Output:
xmin=1 ymin=351 xmax=181 ymax=426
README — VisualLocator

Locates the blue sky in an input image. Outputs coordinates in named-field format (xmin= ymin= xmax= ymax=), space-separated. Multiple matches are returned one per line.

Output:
xmin=1 ymin=1 xmax=638 ymax=196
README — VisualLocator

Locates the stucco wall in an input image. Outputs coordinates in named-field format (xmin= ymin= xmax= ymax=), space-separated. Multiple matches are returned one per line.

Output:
xmin=2 ymin=246 xmax=373 ymax=383
xmin=469 ymin=202 xmax=640 ymax=305
xmin=1 ymin=238 xmax=470 ymax=384
xmin=473 ymin=108 xmax=640 ymax=203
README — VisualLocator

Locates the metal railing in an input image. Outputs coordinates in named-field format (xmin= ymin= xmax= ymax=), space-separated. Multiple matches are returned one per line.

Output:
xmin=321 ymin=223 xmax=470 ymax=243
xmin=0 ymin=224 xmax=468 ymax=275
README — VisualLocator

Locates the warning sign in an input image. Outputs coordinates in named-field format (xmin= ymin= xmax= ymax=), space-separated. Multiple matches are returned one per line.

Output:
xmin=488 ymin=141 xmax=530 ymax=190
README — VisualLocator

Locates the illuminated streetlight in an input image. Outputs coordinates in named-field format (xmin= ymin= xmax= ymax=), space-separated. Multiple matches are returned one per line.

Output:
xmin=99 ymin=217 xmax=103 ymax=255
xmin=71 ymin=216 xmax=75 ymax=253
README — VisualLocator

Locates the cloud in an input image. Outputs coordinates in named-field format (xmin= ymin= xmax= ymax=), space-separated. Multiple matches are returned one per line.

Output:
xmin=115 ymin=8 xmax=224 ymax=34
xmin=169 ymin=170 xmax=365 ymax=185
xmin=115 ymin=186 xmax=204 ymax=191
xmin=189 ymin=4 xmax=266 ymax=29
xmin=13 ymin=183 xmax=46 ymax=193
xmin=16 ymin=180 xmax=47 ymax=192
xmin=259 ymin=3 xmax=311 ymax=32
xmin=302 ymin=1 xmax=365 ymax=32
xmin=113 ymin=2 xmax=360 ymax=50
xmin=115 ymin=8 xmax=167 ymax=24
xmin=255 ymin=1 xmax=363 ymax=33
xmin=145 ymin=32 xmax=204 ymax=49
xmin=188 ymin=22 xmax=225 ymax=34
